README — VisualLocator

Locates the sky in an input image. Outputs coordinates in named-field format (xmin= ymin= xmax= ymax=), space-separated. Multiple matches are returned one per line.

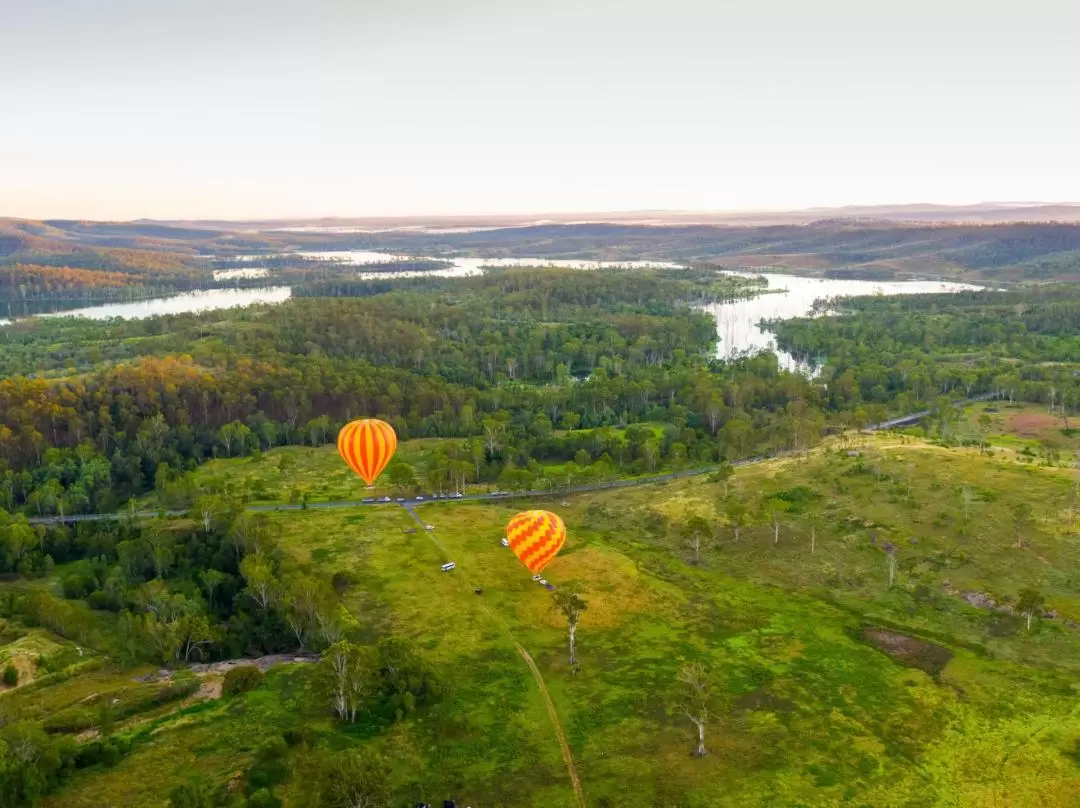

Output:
xmin=2 ymin=0 xmax=1078 ymax=220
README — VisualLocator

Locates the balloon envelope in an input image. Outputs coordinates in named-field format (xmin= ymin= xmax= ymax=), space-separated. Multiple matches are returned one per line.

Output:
xmin=338 ymin=419 xmax=398 ymax=486
xmin=505 ymin=510 xmax=567 ymax=574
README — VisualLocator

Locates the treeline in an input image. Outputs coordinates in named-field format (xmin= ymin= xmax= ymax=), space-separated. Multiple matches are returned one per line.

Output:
xmin=0 ymin=264 xmax=132 ymax=295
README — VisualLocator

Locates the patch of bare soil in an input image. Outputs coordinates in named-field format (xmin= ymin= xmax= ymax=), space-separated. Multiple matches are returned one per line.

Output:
xmin=1009 ymin=411 xmax=1060 ymax=437
xmin=862 ymin=629 xmax=953 ymax=677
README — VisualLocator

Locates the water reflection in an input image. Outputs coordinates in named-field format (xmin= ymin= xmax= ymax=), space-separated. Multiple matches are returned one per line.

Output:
xmin=43 ymin=287 xmax=291 ymax=320
xmin=213 ymin=268 xmax=270 ymax=280
xmin=702 ymin=272 xmax=981 ymax=371
xmin=298 ymin=250 xmax=684 ymax=280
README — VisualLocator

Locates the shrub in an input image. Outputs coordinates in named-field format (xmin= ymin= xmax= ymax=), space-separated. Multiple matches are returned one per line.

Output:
xmin=75 ymin=738 xmax=126 ymax=769
xmin=331 ymin=570 xmax=356 ymax=594
xmin=247 ymin=788 xmax=281 ymax=808
xmin=246 ymin=736 xmax=289 ymax=791
xmin=283 ymin=726 xmax=315 ymax=748
xmin=222 ymin=665 xmax=264 ymax=696
xmin=2 ymin=662 xmax=18 ymax=686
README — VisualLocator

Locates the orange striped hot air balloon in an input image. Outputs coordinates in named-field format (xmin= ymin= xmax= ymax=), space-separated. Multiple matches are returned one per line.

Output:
xmin=505 ymin=510 xmax=567 ymax=575
xmin=337 ymin=419 xmax=398 ymax=487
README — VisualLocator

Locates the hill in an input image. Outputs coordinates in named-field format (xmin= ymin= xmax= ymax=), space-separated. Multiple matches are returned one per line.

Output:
xmin=5 ymin=429 xmax=1080 ymax=807
xmin=6 ymin=216 xmax=1080 ymax=284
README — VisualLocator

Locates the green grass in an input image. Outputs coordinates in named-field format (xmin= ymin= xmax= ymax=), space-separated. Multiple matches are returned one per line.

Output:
xmin=164 ymin=425 xmax=681 ymax=509
xmin=34 ymin=434 xmax=1080 ymax=806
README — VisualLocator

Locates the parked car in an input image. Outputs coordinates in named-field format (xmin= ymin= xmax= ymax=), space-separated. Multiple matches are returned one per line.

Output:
xmin=440 ymin=562 xmax=456 ymax=572
xmin=381 ymin=496 xmax=392 ymax=502
xmin=425 ymin=524 xmax=435 ymax=530
xmin=416 ymin=495 xmax=424 ymax=501
xmin=500 ymin=538 xmax=510 ymax=547
xmin=532 ymin=574 xmax=542 ymax=582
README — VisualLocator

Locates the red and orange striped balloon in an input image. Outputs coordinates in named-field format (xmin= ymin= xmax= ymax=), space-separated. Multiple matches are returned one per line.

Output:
xmin=505 ymin=510 xmax=567 ymax=574
xmin=337 ymin=419 xmax=398 ymax=486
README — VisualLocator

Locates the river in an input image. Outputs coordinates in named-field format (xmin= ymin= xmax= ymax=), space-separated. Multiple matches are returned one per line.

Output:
xmin=0 ymin=253 xmax=980 ymax=363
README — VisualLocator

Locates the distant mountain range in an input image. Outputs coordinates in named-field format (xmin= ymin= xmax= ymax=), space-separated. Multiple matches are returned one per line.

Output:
xmin=4 ymin=207 xmax=1080 ymax=284
xmin=154 ymin=203 xmax=1080 ymax=232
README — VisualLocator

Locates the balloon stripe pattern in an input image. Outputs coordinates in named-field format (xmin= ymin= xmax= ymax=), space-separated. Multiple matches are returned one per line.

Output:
xmin=506 ymin=510 xmax=567 ymax=574
xmin=338 ymin=419 xmax=398 ymax=486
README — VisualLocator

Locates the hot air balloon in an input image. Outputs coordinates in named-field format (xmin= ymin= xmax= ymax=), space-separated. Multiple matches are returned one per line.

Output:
xmin=337 ymin=418 xmax=398 ymax=487
xmin=505 ymin=510 xmax=567 ymax=574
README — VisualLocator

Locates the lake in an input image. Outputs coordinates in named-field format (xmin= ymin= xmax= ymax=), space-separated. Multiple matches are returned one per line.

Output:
xmin=0 ymin=254 xmax=980 ymax=365
xmin=702 ymin=272 xmax=980 ymax=370
xmin=37 ymin=287 xmax=291 ymax=321
xmin=296 ymin=251 xmax=684 ymax=280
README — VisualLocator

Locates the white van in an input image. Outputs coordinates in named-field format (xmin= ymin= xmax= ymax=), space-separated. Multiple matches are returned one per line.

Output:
xmin=440 ymin=562 xmax=456 ymax=572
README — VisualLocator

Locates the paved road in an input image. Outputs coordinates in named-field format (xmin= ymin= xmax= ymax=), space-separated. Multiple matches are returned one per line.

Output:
xmin=27 ymin=393 xmax=1000 ymax=526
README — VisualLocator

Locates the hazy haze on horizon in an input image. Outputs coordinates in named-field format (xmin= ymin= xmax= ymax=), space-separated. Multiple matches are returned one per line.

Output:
xmin=3 ymin=0 xmax=1078 ymax=220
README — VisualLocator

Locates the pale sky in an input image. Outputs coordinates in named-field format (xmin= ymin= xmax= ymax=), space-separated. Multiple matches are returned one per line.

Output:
xmin=2 ymin=0 xmax=1078 ymax=220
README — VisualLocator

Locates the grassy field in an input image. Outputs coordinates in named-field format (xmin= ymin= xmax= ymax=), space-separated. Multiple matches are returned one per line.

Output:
xmin=23 ymin=433 xmax=1080 ymax=806
xmin=159 ymin=423 xmax=673 ymax=508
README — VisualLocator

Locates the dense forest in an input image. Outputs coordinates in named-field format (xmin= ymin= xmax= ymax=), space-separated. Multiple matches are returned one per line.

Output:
xmin=772 ymin=284 xmax=1080 ymax=413
xmin=0 ymin=268 xmax=803 ymax=523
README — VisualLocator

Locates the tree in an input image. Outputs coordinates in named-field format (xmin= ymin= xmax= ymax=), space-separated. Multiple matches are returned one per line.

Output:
xmin=240 ymin=555 xmax=279 ymax=612
xmin=2 ymin=662 xmax=17 ymax=687
xmin=282 ymin=575 xmax=337 ymax=651
xmin=551 ymin=589 xmax=587 ymax=667
xmin=1011 ymin=502 xmax=1034 ymax=549
xmin=762 ymin=498 xmax=789 ymax=546
xmin=1017 ymin=588 xmax=1044 ymax=631
xmin=319 ymin=641 xmax=374 ymax=723
xmin=199 ymin=569 xmax=227 ymax=611
xmin=714 ymin=461 xmax=734 ymax=497
xmin=176 ymin=614 xmax=218 ymax=662
xmin=677 ymin=662 xmax=714 ymax=757
xmin=724 ymin=498 xmax=749 ymax=543
xmin=884 ymin=543 xmax=898 ymax=588
xmin=385 ymin=462 xmax=418 ymax=496
xmin=682 ymin=514 xmax=711 ymax=566
xmin=296 ymin=748 xmax=389 ymax=808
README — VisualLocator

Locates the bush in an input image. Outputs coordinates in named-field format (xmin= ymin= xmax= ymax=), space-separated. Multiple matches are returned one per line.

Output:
xmin=3 ymin=662 xmax=18 ymax=686
xmin=331 ymin=570 xmax=356 ymax=594
xmin=222 ymin=665 xmax=264 ymax=696
xmin=283 ymin=726 xmax=315 ymax=748
xmin=248 ymin=788 xmax=281 ymax=808
xmin=75 ymin=737 xmax=128 ymax=769
xmin=246 ymin=736 xmax=289 ymax=791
